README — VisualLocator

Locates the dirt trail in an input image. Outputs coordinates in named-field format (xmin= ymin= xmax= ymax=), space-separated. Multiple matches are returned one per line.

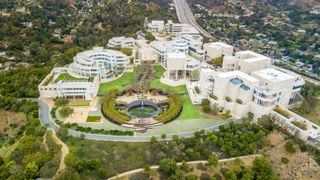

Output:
xmin=51 ymin=130 xmax=69 ymax=176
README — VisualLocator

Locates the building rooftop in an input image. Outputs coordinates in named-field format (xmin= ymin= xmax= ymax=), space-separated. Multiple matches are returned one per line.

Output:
xmin=252 ymin=68 xmax=295 ymax=82
xmin=167 ymin=52 xmax=187 ymax=59
xmin=205 ymin=42 xmax=234 ymax=49
xmin=218 ymin=70 xmax=260 ymax=83
xmin=236 ymin=50 xmax=271 ymax=63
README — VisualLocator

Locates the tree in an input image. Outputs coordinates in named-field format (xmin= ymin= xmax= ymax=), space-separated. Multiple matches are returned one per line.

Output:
xmin=59 ymin=107 xmax=74 ymax=117
xmin=23 ymin=161 xmax=39 ymax=179
xmin=161 ymin=133 xmax=167 ymax=140
xmin=150 ymin=136 xmax=158 ymax=144
xmin=158 ymin=158 xmax=177 ymax=177
xmin=208 ymin=155 xmax=218 ymax=167
xmin=146 ymin=32 xmax=155 ymax=42
xmin=202 ymin=99 xmax=211 ymax=113
xmin=121 ymin=48 xmax=133 ymax=56
xmin=284 ymin=140 xmax=296 ymax=153
xmin=252 ymin=157 xmax=274 ymax=180
xmin=54 ymin=98 xmax=69 ymax=107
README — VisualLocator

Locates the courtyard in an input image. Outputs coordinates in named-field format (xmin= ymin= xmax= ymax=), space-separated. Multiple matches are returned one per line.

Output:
xmin=53 ymin=64 xmax=224 ymax=136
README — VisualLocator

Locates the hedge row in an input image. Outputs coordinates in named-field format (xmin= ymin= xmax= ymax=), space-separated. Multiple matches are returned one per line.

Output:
xmin=101 ymin=91 xmax=132 ymax=125
xmin=155 ymin=93 xmax=183 ymax=123
xmin=65 ymin=123 xmax=134 ymax=136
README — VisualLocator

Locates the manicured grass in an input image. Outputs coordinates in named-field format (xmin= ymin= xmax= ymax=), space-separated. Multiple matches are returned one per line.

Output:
xmin=98 ymin=69 xmax=137 ymax=96
xmin=177 ymin=95 xmax=208 ymax=120
xmin=86 ymin=116 xmax=102 ymax=122
xmin=54 ymin=73 xmax=89 ymax=83
xmin=151 ymin=65 xmax=207 ymax=120
xmin=68 ymin=100 xmax=91 ymax=106
xmin=154 ymin=65 xmax=165 ymax=78
xmin=151 ymin=65 xmax=188 ymax=94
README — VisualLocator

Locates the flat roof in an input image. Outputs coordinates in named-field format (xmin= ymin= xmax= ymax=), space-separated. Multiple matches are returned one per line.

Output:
xmin=218 ymin=70 xmax=260 ymax=83
xmin=205 ymin=42 xmax=234 ymax=48
xmin=167 ymin=52 xmax=187 ymax=59
xmin=252 ymin=68 xmax=295 ymax=82
xmin=236 ymin=50 xmax=270 ymax=63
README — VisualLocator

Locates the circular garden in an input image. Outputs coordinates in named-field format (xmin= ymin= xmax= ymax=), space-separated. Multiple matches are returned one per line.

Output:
xmin=101 ymin=88 xmax=183 ymax=126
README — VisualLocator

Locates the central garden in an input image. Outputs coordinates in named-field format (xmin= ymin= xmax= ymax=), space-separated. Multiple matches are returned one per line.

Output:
xmin=100 ymin=64 xmax=183 ymax=129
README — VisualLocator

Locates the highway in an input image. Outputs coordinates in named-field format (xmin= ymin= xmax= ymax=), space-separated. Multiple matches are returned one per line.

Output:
xmin=37 ymin=99 xmax=239 ymax=142
xmin=174 ymin=0 xmax=215 ymax=39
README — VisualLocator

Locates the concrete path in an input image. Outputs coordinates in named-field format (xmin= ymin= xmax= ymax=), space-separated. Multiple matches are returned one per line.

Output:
xmin=109 ymin=154 xmax=262 ymax=179
xmin=38 ymin=99 xmax=239 ymax=142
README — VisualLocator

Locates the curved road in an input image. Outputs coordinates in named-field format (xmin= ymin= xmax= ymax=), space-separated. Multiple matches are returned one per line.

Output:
xmin=174 ymin=0 xmax=214 ymax=39
xmin=38 ymin=99 xmax=239 ymax=142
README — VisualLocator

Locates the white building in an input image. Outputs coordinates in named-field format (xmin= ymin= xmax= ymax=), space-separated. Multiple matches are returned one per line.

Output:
xmin=204 ymin=42 xmax=234 ymax=61
xmin=197 ymin=67 xmax=304 ymax=118
xmin=107 ymin=36 xmax=135 ymax=49
xmin=150 ymin=36 xmax=204 ymax=68
xmin=147 ymin=20 xmax=165 ymax=33
xmin=166 ymin=20 xmax=199 ymax=36
xmin=193 ymin=47 xmax=305 ymax=118
xmin=39 ymin=48 xmax=130 ymax=101
xmin=68 ymin=47 xmax=130 ymax=81
xmin=38 ymin=68 xmax=99 ymax=100
xmin=181 ymin=35 xmax=205 ymax=60
xmin=134 ymin=40 xmax=158 ymax=64
xmin=161 ymin=52 xmax=201 ymax=86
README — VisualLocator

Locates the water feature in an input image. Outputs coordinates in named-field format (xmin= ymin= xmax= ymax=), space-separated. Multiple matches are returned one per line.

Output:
xmin=126 ymin=100 xmax=160 ymax=119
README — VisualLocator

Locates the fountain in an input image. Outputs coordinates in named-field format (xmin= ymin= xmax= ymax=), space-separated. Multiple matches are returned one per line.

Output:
xmin=126 ymin=99 xmax=160 ymax=119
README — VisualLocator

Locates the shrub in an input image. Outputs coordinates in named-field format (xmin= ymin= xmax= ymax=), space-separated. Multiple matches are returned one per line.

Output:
xmin=185 ymin=174 xmax=198 ymax=180
xmin=281 ymin=157 xmax=289 ymax=164
xmin=50 ymin=107 xmax=57 ymax=119
xmin=210 ymin=94 xmax=218 ymax=100
xmin=195 ymin=86 xmax=201 ymax=94
xmin=129 ymin=172 xmax=149 ymax=180
xmin=121 ymin=47 xmax=133 ymax=56
xmin=236 ymin=99 xmax=243 ymax=104
xmin=285 ymin=140 xmax=296 ymax=153
xmin=101 ymin=91 xmax=131 ymax=124
xmin=274 ymin=106 xmax=291 ymax=118
xmin=222 ymin=110 xmax=232 ymax=119
xmin=225 ymin=96 xmax=232 ymax=102
xmin=54 ymin=98 xmax=69 ymax=107
xmin=154 ymin=92 xmax=183 ymax=123
xmin=292 ymin=120 xmax=308 ymax=130
xmin=64 ymin=123 xmax=133 ymax=136
xmin=59 ymin=107 xmax=74 ymax=117
xmin=202 ymin=99 xmax=211 ymax=113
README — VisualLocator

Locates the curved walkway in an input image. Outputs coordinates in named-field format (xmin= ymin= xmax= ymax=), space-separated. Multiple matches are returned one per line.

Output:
xmin=109 ymin=154 xmax=262 ymax=179
xmin=38 ymin=99 xmax=239 ymax=142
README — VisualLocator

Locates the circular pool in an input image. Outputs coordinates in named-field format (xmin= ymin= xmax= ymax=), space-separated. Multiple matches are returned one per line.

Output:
xmin=126 ymin=100 xmax=160 ymax=119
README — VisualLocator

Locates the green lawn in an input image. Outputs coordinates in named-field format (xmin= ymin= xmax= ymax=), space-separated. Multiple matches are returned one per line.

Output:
xmin=68 ymin=100 xmax=91 ymax=106
xmin=86 ymin=116 xmax=102 ymax=122
xmin=98 ymin=69 xmax=137 ymax=96
xmin=151 ymin=65 xmax=207 ymax=120
xmin=177 ymin=95 xmax=208 ymax=120
xmin=151 ymin=65 xmax=188 ymax=94
xmin=98 ymin=65 xmax=210 ymax=120
xmin=54 ymin=73 xmax=89 ymax=83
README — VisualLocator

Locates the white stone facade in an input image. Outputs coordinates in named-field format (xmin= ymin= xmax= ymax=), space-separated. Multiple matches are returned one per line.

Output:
xmin=107 ymin=36 xmax=135 ymax=49
xmin=68 ymin=47 xmax=130 ymax=81
xmin=204 ymin=42 xmax=234 ymax=60
xmin=39 ymin=48 xmax=130 ymax=100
